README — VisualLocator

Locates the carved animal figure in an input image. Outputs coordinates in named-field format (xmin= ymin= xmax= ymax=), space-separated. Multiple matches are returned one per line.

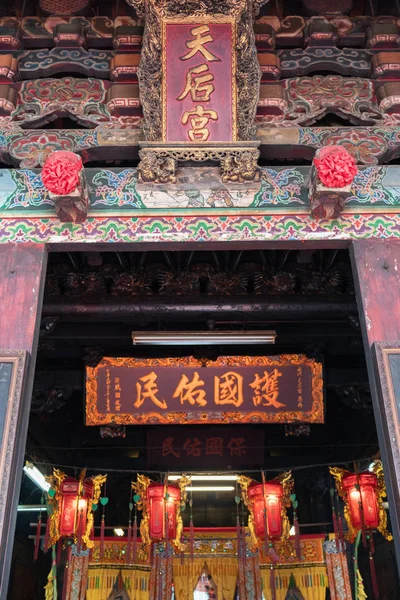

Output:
xmin=138 ymin=152 xmax=176 ymax=184
xmin=221 ymin=152 xmax=260 ymax=183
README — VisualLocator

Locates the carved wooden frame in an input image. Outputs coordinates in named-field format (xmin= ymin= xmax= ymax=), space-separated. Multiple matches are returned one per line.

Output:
xmin=126 ymin=0 xmax=265 ymax=142
xmin=373 ymin=343 xmax=400 ymax=509
xmin=161 ymin=14 xmax=237 ymax=142
xmin=0 ymin=350 xmax=27 ymax=543
xmin=85 ymin=354 xmax=324 ymax=426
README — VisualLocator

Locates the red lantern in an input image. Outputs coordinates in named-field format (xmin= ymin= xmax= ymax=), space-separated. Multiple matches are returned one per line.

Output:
xmin=330 ymin=463 xmax=392 ymax=543
xmin=342 ymin=472 xmax=380 ymax=533
xmin=47 ymin=469 xmax=107 ymax=549
xmin=59 ymin=477 xmax=93 ymax=539
xmin=238 ymin=472 xmax=294 ymax=553
xmin=132 ymin=475 xmax=191 ymax=556
xmin=148 ymin=483 xmax=181 ymax=542
xmin=249 ymin=481 xmax=284 ymax=540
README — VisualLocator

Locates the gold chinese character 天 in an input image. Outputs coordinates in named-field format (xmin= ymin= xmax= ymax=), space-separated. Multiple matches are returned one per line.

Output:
xmin=227 ymin=437 xmax=246 ymax=457
xmin=177 ymin=64 xmax=215 ymax=102
xmin=214 ymin=372 xmax=244 ymax=407
xmin=162 ymin=437 xmax=180 ymax=458
xmin=134 ymin=371 xmax=168 ymax=410
xmin=180 ymin=25 xmax=220 ymax=62
xmin=250 ymin=369 xmax=285 ymax=409
xmin=206 ymin=437 xmax=224 ymax=456
xmin=181 ymin=105 xmax=218 ymax=142
xmin=173 ymin=371 xmax=207 ymax=407
xmin=184 ymin=437 xmax=202 ymax=456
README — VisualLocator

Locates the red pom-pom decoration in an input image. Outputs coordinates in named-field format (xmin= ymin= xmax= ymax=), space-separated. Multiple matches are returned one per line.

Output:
xmin=42 ymin=151 xmax=82 ymax=196
xmin=314 ymin=146 xmax=357 ymax=188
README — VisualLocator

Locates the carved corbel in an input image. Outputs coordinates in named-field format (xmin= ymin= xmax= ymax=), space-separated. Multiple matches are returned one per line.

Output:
xmin=105 ymin=84 xmax=141 ymax=116
xmin=41 ymin=151 xmax=89 ymax=223
xmin=309 ymin=146 xmax=357 ymax=220
xmin=305 ymin=17 xmax=338 ymax=47
xmin=54 ymin=23 xmax=86 ymax=48
xmin=0 ymin=54 xmax=19 ymax=82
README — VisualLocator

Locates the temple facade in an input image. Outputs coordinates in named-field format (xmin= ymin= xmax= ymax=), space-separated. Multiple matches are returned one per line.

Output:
xmin=2 ymin=0 xmax=400 ymax=599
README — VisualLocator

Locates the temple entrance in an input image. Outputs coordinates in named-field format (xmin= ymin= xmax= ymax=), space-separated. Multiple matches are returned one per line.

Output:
xmin=6 ymin=247 xmax=400 ymax=599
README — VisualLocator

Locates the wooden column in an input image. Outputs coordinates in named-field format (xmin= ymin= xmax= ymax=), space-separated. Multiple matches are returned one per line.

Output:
xmin=0 ymin=243 xmax=47 ymax=599
xmin=351 ymin=240 xmax=400 ymax=575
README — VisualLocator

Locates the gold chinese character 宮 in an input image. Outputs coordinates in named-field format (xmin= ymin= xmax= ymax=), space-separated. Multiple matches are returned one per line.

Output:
xmin=134 ymin=371 xmax=168 ymax=410
xmin=173 ymin=371 xmax=207 ymax=407
xmin=250 ymin=369 xmax=285 ymax=409
xmin=214 ymin=372 xmax=244 ymax=407
xmin=181 ymin=25 xmax=220 ymax=62
xmin=177 ymin=64 xmax=215 ymax=102
xmin=181 ymin=105 xmax=218 ymax=142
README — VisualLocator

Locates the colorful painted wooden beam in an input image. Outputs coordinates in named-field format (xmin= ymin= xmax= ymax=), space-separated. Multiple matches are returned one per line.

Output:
xmin=1 ymin=125 xmax=400 ymax=168
xmin=0 ymin=166 xmax=399 ymax=217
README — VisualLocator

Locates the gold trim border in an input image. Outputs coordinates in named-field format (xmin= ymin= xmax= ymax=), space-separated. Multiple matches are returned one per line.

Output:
xmin=85 ymin=354 xmax=324 ymax=426
xmin=161 ymin=15 xmax=237 ymax=143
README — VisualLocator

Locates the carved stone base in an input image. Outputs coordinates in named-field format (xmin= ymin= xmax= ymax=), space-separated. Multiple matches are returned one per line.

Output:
xmin=309 ymin=168 xmax=351 ymax=219
xmin=49 ymin=172 xmax=89 ymax=223
xmin=138 ymin=142 xmax=260 ymax=184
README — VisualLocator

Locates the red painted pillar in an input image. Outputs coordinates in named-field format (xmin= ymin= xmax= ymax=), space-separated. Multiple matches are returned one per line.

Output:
xmin=351 ymin=239 xmax=400 ymax=575
xmin=0 ymin=244 xmax=47 ymax=598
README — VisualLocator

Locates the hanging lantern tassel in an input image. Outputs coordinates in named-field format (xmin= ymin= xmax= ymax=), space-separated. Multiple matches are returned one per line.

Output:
xmin=44 ymin=514 xmax=51 ymax=553
xmin=99 ymin=485 xmax=107 ymax=561
xmin=293 ymin=510 xmax=301 ymax=560
xmin=270 ymin=564 xmax=277 ymax=600
xmin=89 ymin=524 xmax=95 ymax=562
xmin=56 ymin=539 xmax=62 ymax=566
xmin=368 ymin=535 xmax=379 ymax=600
xmin=132 ymin=509 xmax=138 ymax=563
xmin=290 ymin=491 xmax=301 ymax=560
xmin=34 ymin=513 xmax=42 ymax=561
xmin=329 ymin=488 xmax=340 ymax=551
xmin=126 ymin=500 xmax=133 ymax=565
xmin=236 ymin=515 xmax=241 ymax=560
xmin=240 ymin=517 xmax=247 ymax=568
xmin=189 ymin=491 xmax=194 ymax=561
xmin=335 ymin=489 xmax=344 ymax=548
xmin=100 ymin=514 xmax=105 ymax=560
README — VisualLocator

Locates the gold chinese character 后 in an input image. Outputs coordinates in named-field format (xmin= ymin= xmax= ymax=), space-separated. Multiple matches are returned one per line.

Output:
xmin=206 ymin=437 xmax=224 ymax=456
xmin=181 ymin=25 xmax=220 ymax=62
xmin=173 ymin=371 xmax=207 ymax=407
xmin=177 ymin=64 xmax=215 ymax=102
xmin=181 ymin=105 xmax=218 ymax=142
xmin=184 ymin=437 xmax=202 ymax=456
xmin=250 ymin=369 xmax=285 ymax=409
xmin=162 ymin=437 xmax=180 ymax=458
xmin=214 ymin=372 xmax=244 ymax=407
xmin=134 ymin=371 xmax=168 ymax=410
xmin=227 ymin=437 xmax=246 ymax=457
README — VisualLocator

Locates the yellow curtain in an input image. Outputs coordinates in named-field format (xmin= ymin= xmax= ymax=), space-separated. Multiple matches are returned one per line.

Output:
xmin=260 ymin=568 xmax=290 ymax=600
xmin=261 ymin=566 xmax=328 ymax=600
xmin=172 ymin=558 xmax=206 ymax=600
xmin=208 ymin=558 xmax=238 ymax=600
xmin=294 ymin=566 xmax=328 ymax=600
xmin=86 ymin=567 xmax=150 ymax=600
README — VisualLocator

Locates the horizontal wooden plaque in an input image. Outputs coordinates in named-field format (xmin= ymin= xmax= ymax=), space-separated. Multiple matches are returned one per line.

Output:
xmin=86 ymin=355 xmax=324 ymax=426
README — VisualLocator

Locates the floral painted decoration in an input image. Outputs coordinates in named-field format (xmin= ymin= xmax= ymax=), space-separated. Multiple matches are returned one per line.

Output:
xmin=314 ymin=146 xmax=358 ymax=188
xmin=41 ymin=151 xmax=82 ymax=195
